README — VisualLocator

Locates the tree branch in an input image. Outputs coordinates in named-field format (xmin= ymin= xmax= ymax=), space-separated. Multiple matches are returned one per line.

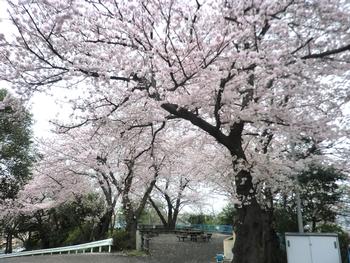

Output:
xmin=301 ymin=44 xmax=350 ymax=59
xmin=161 ymin=103 xmax=230 ymax=147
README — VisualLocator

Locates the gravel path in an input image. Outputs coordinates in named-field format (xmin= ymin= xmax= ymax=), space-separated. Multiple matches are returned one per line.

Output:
xmin=1 ymin=233 xmax=229 ymax=263
xmin=149 ymin=233 xmax=228 ymax=263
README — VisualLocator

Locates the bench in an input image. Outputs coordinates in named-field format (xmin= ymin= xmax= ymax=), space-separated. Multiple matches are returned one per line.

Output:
xmin=207 ymin=233 xmax=212 ymax=241
xmin=190 ymin=234 xmax=198 ymax=242
xmin=177 ymin=235 xmax=188 ymax=242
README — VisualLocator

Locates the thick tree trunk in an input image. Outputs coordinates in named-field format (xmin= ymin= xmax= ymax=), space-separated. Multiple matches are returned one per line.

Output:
xmin=233 ymin=200 xmax=281 ymax=263
xmin=167 ymin=218 xmax=176 ymax=230
xmin=125 ymin=218 xmax=138 ymax=249
xmin=95 ymin=208 xmax=114 ymax=239
xmin=311 ymin=218 xmax=317 ymax=232
xmin=233 ymin=170 xmax=282 ymax=263
xmin=5 ymin=231 xmax=12 ymax=254
xmin=167 ymin=202 xmax=180 ymax=230
xmin=149 ymin=197 xmax=168 ymax=227
xmin=149 ymin=194 xmax=179 ymax=230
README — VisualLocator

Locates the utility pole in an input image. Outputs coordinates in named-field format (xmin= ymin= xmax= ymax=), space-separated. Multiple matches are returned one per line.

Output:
xmin=291 ymin=140 xmax=304 ymax=233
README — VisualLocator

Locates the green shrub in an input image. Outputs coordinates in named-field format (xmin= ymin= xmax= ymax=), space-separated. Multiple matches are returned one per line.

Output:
xmin=23 ymin=233 xmax=41 ymax=250
xmin=64 ymin=227 xmax=85 ymax=245
xmin=63 ymin=223 xmax=93 ymax=246
xmin=109 ymin=229 xmax=131 ymax=251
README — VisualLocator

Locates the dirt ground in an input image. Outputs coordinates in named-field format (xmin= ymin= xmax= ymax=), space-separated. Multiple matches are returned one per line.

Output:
xmin=149 ymin=233 xmax=229 ymax=263
xmin=1 ymin=233 xmax=229 ymax=263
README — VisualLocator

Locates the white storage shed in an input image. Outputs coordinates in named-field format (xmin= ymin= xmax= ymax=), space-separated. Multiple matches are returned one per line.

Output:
xmin=285 ymin=233 xmax=341 ymax=263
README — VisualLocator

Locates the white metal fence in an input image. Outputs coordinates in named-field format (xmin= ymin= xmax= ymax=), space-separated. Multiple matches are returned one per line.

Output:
xmin=0 ymin=238 xmax=113 ymax=259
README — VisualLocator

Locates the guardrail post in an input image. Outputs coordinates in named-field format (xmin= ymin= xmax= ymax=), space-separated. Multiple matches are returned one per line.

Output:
xmin=90 ymin=248 xmax=93 ymax=253
xmin=108 ymin=245 xmax=111 ymax=253
xmin=99 ymin=246 xmax=102 ymax=253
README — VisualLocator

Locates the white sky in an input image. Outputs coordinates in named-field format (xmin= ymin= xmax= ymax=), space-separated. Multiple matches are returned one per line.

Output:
xmin=0 ymin=1 xmax=76 ymax=137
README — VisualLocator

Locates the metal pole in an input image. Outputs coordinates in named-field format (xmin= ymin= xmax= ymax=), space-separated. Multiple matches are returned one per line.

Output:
xmin=291 ymin=141 xmax=304 ymax=233
xmin=295 ymin=188 xmax=304 ymax=233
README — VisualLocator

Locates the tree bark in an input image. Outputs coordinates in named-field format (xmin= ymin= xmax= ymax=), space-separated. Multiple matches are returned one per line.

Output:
xmin=149 ymin=197 xmax=168 ymax=227
xmin=312 ymin=218 xmax=317 ymax=232
xmin=149 ymin=195 xmax=178 ymax=230
xmin=35 ymin=213 xmax=50 ymax=249
xmin=95 ymin=208 xmax=114 ymax=239
xmin=5 ymin=230 xmax=13 ymax=254
xmin=125 ymin=217 xmax=138 ymax=249
xmin=233 ymin=200 xmax=281 ymax=263
xmin=233 ymin=170 xmax=281 ymax=263
xmin=167 ymin=217 xmax=176 ymax=230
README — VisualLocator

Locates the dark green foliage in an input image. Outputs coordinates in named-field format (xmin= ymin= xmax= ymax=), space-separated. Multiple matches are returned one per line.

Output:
xmin=299 ymin=164 xmax=345 ymax=230
xmin=180 ymin=205 xmax=237 ymax=226
xmin=186 ymin=213 xmax=216 ymax=225
xmin=274 ymin=208 xmax=298 ymax=234
xmin=0 ymin=89 xmax=34 ymax=200
xmin=217 ymin=204 xmax=237 ymax=225
xmin=275 ymin=163 xmax=345 ymax=232
xmin=110 ymin=229 xmax=131 ymax=251
xmin=63 ymin=222 xmax=96 ymax=246
xmin=22 ymin=193 xmax=105 ymax=249
xmin=0 ymin=89 xmax=35 ymax=253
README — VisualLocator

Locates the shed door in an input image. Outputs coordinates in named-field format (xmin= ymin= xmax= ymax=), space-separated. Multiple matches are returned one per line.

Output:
xmin=286 ymin=236 xmax=312 ymax=263
xmin=309 ymin=236 xmax=341 ymax=263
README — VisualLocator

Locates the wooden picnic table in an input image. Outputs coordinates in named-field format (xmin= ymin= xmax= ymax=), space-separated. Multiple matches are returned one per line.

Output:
xmin=176 ymin=230 xmax=212 ymax=242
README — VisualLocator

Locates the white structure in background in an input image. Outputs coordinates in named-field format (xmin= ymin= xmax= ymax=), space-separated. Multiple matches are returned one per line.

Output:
xmin=223 ymin=232 xmax=236 ymax=261
xmin=285 ymin=233 xmax=341 ymax=263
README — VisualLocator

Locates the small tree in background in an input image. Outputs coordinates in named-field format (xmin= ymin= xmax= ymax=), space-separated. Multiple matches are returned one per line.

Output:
xmin=299 ymin=165 xmax=345 ymax=231
xmin=217 ymin=204 xmax=237 ymax=226
xmin=0 ymin=89 xmax=34 ymax=201
xmin=274 ymin=163 xmax=346 ymax=234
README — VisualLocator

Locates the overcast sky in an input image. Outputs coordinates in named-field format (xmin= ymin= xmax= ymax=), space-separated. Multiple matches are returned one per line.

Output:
xmin=0 ymin=1 xmax=74 ymax=138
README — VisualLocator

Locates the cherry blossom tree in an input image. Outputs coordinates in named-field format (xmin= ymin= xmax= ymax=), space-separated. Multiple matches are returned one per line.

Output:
xmin=35 ymin=132 xmax=120 ymax=240
xmin=34 ymin=116 xmax=167 ymax=245
xmin=15 ymin=163 xmax=94 ymax=248
xmin=1 ymin=1 xmax=350 ymax=262
xmin=148 ymin=129 xmax=211 ymax=229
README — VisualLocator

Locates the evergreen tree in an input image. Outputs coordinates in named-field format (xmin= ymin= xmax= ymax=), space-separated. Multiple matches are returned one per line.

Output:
xmin=299 ymin=164 xmax=345 ymax=231
xmin=0 ymin=89 xmax=34 ymax=253
xmin=275 ymin=164 xmax=345 ymax=233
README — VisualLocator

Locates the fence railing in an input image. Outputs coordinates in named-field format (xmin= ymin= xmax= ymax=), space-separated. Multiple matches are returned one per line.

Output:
xmin=177 ymin=224 xmax=233 ymax=234
xmin=138 ymin=224 xmax=233 ymax=234
xmin=0 ymin=238 xmax=113 ymax=259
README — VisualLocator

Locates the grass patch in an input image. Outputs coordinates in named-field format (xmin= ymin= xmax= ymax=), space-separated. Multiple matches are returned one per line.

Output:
xmin=126 ymin=250 xmax=148 ymax=257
